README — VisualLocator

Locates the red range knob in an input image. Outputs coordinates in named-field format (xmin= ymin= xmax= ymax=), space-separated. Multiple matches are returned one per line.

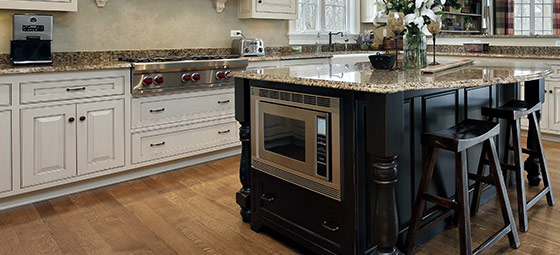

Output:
xmin=224 ymin=71 xmax=231 ymax=79
xmin=143 ymin=76 xmax=154 ymax=85
xmin=154 ymin=76 xmax=164 ymax=85
xmin=192 ymin=73 xmax=201 ymax=81
xmin=216 ymin=71 xmax=225 ymax=80
xmin=181 ymin=73 xmax=192 ymax=83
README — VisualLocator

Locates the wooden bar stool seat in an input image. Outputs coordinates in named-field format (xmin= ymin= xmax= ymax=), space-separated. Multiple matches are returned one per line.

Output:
xmin=472 ymin=100 xmax=554 ymax=232
xmin=404 ymin=119 xmax=520 ymax=255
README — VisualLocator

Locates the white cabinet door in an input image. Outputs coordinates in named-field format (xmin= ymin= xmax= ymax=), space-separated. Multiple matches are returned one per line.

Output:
xmin=256 ymin=0 xmax=297 ymax=14
xmin=0 ymin=0 xmax=77 ymax=12
xmin=0 ymin=110 xmax=11 ymax=193
xmin=547 ymin=82 xmax=560 ymax=131
xmin=21 ymin=105 xmax=77 ymax=187
xmin=280 ymin=58 xmax=329 ymax=67
xmin=77 ymin=100 xmax=125 ymax=175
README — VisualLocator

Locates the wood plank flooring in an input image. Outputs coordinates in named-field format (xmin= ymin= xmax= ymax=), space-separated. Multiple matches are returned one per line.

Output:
xmin=0 ymin=140 xmax=559 ymax=254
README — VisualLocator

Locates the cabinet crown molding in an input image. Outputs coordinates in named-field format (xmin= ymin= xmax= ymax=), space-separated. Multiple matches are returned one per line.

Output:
xmin=216 ymin=0 xmax=227 ymax=13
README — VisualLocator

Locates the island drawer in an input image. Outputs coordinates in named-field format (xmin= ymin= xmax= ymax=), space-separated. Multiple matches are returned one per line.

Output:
xmin=0 ymin=83 xmax=11 ymax=106
xmin=20 ymin=71 xmax=125 ymax=104
xmin=132 ymin=119 xmax=239 ymax=164
xmin=131 ymin=88 xmax=234 ymax=128
xmin=253 ymin=171 xmax=346 ymax=251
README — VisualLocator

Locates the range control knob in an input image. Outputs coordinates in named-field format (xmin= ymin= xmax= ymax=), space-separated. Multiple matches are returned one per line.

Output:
xmin=143 ymin=76 xmax=154 ymax=86
xmin=181 ymin=73 xmax=192 ymax=83
xmin=224 ymin=71 xmax=232 ymax=79
xmin=216 ymin=71 xmax=225 ymax=80
xmin=192 ymin=73 xmax=201 ymax=82
xmin=154 ymin=76 xmax=164 ymax=85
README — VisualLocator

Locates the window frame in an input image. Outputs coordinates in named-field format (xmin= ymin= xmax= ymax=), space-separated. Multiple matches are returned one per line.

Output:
xmin=288 ymin=0 xmax=360 ymax=45
xmin=513 ymin=0 xmax=553 ymax=35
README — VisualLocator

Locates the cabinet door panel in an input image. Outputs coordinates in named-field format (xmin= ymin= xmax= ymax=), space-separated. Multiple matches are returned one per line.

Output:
xmin=77 ymin=100 xmax=125 ymax=175
xmin=256 ymin=0 xmax=297 ymax=14
xmin=0 ymin=0 xmax=77 ymax=12
xmin=21 ymin=105 xmax=76 ymax=187
xmin=0 ymin=110 xmax=11 ymax=193
xmin=548 ymin=83 xmax=560 ymax=131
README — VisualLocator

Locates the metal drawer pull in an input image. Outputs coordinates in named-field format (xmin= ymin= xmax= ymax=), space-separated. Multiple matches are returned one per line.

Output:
xmin=149 ymin=108 xmax=165 ymax=113
xmin=66 ymin=87 xmax=86 ymax=92
xmin=260 ymin=194 xmax=275 ymax=202
xmin=218 ymin=129 xmax=231 ymax=134
xmin=321 ymin=221 xmax=340 ymax=232
xmin=218 ymin=100 xmax=230 ymax=104
xmin=150 ymin=142 xmax=166 ymax=147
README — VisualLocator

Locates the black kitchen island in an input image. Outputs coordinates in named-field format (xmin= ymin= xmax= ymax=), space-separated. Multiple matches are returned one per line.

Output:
xmin=233 ymin=59 xmax=551 ymax=255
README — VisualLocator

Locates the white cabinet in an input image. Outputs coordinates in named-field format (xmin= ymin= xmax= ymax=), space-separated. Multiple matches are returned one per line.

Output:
xmin=361 ymin=0 xmax=386 ymax=23
xmin=21 ymin=104 xmax=77 ymax=188
xmin=547 ymin=82 xmax=560 ymax=131
xmin=0 ymin=110 xmax=11 ymax=193
xmin=0 ymin=0 xmax=77 ymax=12
xmin=21 ymin=99 xmax=125 ymax=187
xmin=77 ymin=100 xmax=125 ymax=175
xmin=247 ymin=58 xmax=330 ymax=70
xmin=239 ymin=0 xmax=297 ymax=19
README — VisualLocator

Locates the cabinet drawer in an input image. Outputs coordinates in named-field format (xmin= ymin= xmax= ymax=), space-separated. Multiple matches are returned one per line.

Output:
xmin=0 ymin=83 xmax=10 ymax=106
xmin=132 ymin=88 xmax=234 ymax=128
xmin=132 ymin=120 xmax=239 ymax=164
xmin=20 ymin=74 xmax=125 ymax=104
xmin=254 ymin=171 xmax=345 ymax=251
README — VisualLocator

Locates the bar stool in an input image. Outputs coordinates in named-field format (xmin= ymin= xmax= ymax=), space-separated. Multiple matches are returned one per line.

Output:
xmin=404 ymin=119 xmax=520 ymax=255
xmin=471 ymin=100 xmax=554 ymax=232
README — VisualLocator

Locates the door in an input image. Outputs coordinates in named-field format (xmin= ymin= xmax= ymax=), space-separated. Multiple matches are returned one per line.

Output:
xmin=0 ymin=110 xmax=11 ymax=192
xmin=547 ymin=82 xmax=560 ymax=131
xmin=256 ymin=0 xmax=297 ymax=14
xmin=21 ymin=104 xmax=77 ymax=187
xmin=77 ymin=99 xmax=125 ymax=175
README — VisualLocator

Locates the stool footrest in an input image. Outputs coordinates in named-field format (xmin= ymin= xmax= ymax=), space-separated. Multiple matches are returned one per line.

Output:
xmin=473 ymin=225 xmax=514 ymax=255
xmin=527 ymin=186 xmax=552 ymax=209
xmin=468 ymin=173 xmax=495 ymax=185
xmin=419 ymin=209 xmax=455 ymax=233
xmin=480 ymin=159 xmax=516 ymax=171
xmin=521 ymin=148 xmax=539 ymax=155
xmin=422 ymin=193 xmax=458 ymax=210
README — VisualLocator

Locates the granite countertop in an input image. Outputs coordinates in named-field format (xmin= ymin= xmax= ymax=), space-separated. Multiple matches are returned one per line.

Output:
xmin=232 ymin=59 xmax=552 ymax=94
xmin=0 ymin=60 xmax=131 ymax=75
xmin=432 ymin=51 xmax=560 ymax=60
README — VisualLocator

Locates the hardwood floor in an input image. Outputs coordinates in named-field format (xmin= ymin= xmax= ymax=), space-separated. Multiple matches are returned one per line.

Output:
xmin=0 ymin=140 xmax=559 ymax=254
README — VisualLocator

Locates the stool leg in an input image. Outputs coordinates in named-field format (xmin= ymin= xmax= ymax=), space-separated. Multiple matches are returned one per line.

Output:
xmin=470 ymin=144 xmax=487 ymax=216
xmin=404 ymin=147 xmax=439 ymax=254
xmin=503 ymin=119 xmax=512 ymax=185
xmin=512 ymin=118 xmax=529 ymax=232
xmin=486 ymin=139 xmax=521 ymax=248
xmin=529 ymin=113 xmax=555 ymax=206
xmin=456 ymin=150 xmax=473 ymax=255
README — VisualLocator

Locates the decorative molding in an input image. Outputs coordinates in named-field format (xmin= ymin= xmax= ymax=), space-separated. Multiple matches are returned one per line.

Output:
xmin=95 ymin=0 xmax=108 ymax=7
xmin=215 ymin=0 xmax=227 ymax=13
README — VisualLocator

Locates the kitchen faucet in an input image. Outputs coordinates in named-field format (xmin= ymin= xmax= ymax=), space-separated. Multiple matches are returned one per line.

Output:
xmin=328 ymin=32 xmax=343 ymax=52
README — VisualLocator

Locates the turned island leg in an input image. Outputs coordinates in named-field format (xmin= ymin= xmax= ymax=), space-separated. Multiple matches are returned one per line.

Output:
xmin=235 ymin=78 xmax=252 ymax=222
xmin=366 ymin=92 xmax=404 ymax=255
xmin=524 ymin=79 xmax=546 ymax=186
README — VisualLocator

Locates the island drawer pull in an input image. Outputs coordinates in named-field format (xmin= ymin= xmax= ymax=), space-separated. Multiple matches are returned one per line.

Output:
xmin=149 ymin=108 xmax=166 ymax=113
xmin=260 ymin=194 xmax=275 ymax=202
xmin=218 ymin=100 xmax=230 ymax=104
xmin=150 ymin=141 xmax=166 ymax=147
xmin=321 ymin=221 xmax=340 ymax=232
xmin=218 ymin=129 xmax=231 ymax=134
xmin=66 ymin=87 xmax=86 ymax=92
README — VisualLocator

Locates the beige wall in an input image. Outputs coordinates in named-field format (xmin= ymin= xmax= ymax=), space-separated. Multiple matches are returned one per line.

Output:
xmin=0 ymin=0 xmax=289 ymax=53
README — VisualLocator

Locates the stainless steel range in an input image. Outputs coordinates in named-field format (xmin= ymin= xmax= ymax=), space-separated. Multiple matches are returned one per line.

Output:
xmin=120 ymin=55 xmax=248 ymax=95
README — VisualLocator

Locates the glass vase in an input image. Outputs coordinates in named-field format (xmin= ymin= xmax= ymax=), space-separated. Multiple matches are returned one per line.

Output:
xmin=403 ymin=27 xmax=427 ymax=69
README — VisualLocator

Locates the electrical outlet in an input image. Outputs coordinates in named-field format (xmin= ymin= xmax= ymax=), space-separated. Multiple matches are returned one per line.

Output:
xmin=231 ymin=30 xmax=242 ymax=38
xmin=555 ymin=41 xmax=560 ymax=46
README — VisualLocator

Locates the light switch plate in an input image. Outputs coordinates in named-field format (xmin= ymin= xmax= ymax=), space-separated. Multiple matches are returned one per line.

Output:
xmin=555 ymin=41 xmax=560 ymax=46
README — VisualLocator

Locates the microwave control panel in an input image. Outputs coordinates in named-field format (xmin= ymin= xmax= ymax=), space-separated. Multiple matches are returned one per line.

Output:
xmin=316 ymin=116 xmax=328 ymax=178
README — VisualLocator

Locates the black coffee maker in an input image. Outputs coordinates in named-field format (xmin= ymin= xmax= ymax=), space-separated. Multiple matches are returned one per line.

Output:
xmin=10 ymin=14 xmax=53 ymax=65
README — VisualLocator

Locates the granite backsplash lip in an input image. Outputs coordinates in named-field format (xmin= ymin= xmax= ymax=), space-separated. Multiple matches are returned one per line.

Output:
xmin=232 ymin=60 xmax=553 ymax=94
xmin=0 ymin=61 xmax=132 ymax=75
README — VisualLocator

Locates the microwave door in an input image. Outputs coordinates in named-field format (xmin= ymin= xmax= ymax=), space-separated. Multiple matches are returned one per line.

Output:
xmin=258 ymin=102 xmax=317 ymax=175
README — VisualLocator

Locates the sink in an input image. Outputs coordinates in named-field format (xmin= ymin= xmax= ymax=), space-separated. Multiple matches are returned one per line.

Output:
xmin=329 ymin=53 xmax=380 ymax=65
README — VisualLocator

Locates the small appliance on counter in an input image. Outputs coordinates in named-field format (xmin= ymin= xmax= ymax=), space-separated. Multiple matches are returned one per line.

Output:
xmin=232 ymin=37 xmax=265 ymax=57
xmin=10 ymin=14 xmax=53 ymax=65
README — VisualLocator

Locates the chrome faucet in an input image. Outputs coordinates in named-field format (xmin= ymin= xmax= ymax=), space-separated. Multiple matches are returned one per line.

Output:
xmin=328 ymin=32 xmax=343 ymax=52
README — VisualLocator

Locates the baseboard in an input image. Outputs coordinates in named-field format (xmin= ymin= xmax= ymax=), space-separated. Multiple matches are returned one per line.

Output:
xmin=0 ymin=147 xmax=240 ymax=211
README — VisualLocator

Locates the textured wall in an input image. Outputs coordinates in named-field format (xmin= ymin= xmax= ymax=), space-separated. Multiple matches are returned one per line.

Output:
xmin=0 ymin=0 xmax=289 ymax=53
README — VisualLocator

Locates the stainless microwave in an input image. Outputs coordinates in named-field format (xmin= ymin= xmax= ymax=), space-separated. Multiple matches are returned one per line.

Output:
xmin=250 ymin=87 xmax=341 ymax=201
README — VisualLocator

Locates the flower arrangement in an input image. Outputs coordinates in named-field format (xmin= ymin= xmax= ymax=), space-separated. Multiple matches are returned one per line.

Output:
xmin=355 ymin=31 xmax=375 ymax=50
xmin=373 ymin=0 xmax=445 ymax=33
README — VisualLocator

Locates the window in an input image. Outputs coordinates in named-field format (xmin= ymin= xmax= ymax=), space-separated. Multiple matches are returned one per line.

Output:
xmin=289 ymin=0 xmax=358 ymax=44
xmin=514 ymin=0 xmax=553 ymax=35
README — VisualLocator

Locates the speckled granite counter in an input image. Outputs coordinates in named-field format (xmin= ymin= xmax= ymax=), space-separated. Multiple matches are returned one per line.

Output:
xmin=233 ymin=59 xmax=552 ymax=94
xmin=0 ymin=61 xmax=131 ymax=75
